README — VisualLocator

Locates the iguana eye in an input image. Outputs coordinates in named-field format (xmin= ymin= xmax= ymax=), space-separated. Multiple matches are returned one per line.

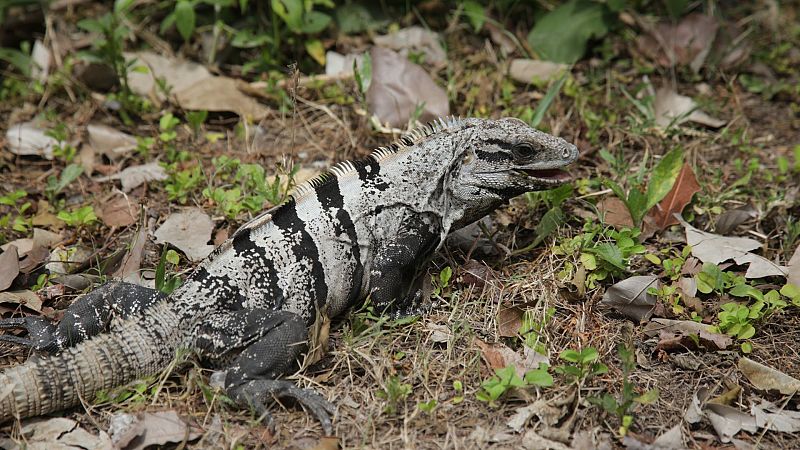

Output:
xmin=463 ymin=152 xmax=474 ymax=164
xmin=512 ymin=142 xmax=537 ymax=160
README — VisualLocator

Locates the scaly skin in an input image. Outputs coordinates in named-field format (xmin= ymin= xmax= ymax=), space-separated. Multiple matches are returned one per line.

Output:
xmin=0 ymin=117 xmax=578 ymax=432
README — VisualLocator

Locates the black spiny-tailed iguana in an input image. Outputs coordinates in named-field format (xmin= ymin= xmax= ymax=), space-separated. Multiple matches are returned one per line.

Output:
xmin=0 ymin=117 xmax=578 ymax=433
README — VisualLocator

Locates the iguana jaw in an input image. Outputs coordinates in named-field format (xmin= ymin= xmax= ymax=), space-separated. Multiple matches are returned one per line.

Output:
xmin=518 ymin=167 xmax=573 ymax=184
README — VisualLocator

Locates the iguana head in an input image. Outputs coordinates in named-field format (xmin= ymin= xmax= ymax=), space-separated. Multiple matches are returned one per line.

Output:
xmin=447 ymin=117 xmax=579 ymax=228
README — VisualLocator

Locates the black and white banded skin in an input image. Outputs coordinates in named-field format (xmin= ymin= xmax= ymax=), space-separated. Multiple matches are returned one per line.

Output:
xmin=0 ymin=117 xmax=578 ymax=433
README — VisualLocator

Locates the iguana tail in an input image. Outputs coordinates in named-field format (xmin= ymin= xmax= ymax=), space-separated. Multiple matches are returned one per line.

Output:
xmin=0 ymin=301 xmax=182 ymax=422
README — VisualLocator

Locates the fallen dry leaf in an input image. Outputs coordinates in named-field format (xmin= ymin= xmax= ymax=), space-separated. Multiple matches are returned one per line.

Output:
xmin=751 ymin=400 xmax=800 ymax=433
xmin=97 ymin=195 xmax=139 ymax=228
xmin=508 ymin=59 xmax=568 ymax=84
xmin=635 ymin=13 xmax=719 ymax=71
xmin=0 ymin=246 xmax=20 ymax=291
xmin=787 ymin=245 xmax=800 ymax=287
xmin=154 ymin=208 xmax=214 ymax=262
xmin=114 ymin=227 xmax=149 ymax=284
xmin=600 ymin=275 xmax=659 ymax=322
xmin=621 ymin=423 xmax=684 ymax=449
xmin=597 ymin=196 xmax=634 ymax=228
xmin=644 ymin=318 xmax=731 ymax=352
xmin=373 ymin=26 xmax=446 ymax=65
xmin=738 ymin=357 xmax=800 ymax=395
xmin=366 ymin=47 xmax=449 ymax=128
xmin=87 ymin=123 xmax=138 ymax=159
xmin=654 ymin=87 xmax=726 ymax=128
xmin=0 ymin=290 xmax=43 ymax=312
xmin=175 ymin=76 xmax=269 ymax=121
xmin=715 ymin=204 xmax=758 ymax=235
xmin=125 ymin=51 xmax=267 ymax=120
xmin=474 ymin=338 xmax=548 ymax=378
xmin=109 ymin=411 xmax=202 ymax=450
xmin=30 ymin=40 xmax=50 ymax=84
xmin=0 ymin=417 xmax=113 ymax=450
xmin=648 ymin=163 xmax=701 ymax=230
xmin=96 ymin=162 xmax=168 ymax=192
xmin=325 ymin=51 xmax=364 ymax=76
xmin=496 ymin=303 xmax=536 ymax=338
xmin=5 ymin=121 xmax=58 ymax=159
xmin=677 ymin=215 xmax=787 ymax=279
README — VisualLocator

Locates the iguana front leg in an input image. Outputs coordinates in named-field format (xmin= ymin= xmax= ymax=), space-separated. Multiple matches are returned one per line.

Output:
xmin=195 ymin=309 xmax=334 ymax=434
xmin=0 ymin=281 xmax=165 ymax=353
xmin=368 ymin=212 xmax=442 ymax=317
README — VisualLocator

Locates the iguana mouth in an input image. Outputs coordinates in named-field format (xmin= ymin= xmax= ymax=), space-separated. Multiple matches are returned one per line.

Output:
xmin=521 ymin=168 xmax=572 ymax=183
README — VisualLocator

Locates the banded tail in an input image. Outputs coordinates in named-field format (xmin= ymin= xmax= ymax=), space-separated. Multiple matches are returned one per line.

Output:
xmin=0 ymin=301 xmax=182 ymax=422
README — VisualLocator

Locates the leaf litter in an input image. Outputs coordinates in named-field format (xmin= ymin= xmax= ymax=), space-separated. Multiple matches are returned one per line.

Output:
xmin=153 ymin=208 xmax=214 ymax=262
xmin=677 ymin=215 xmax=788 ymax=278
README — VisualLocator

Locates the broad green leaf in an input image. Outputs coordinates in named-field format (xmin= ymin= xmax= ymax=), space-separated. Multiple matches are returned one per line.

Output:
xmin=353 ymin=52 xmax=372 ymax=93
xmin=272 ymin=0 xmax=303 ymax=31
xmin=114 ymin=0 xmax=135 ymax=13
xmin=527 ymin=0 xmax=613 ymax=64
xmin=304 ymin=39 xmax=326 ymax=65
xmin=531 ymin=206 xmax=565 ymax=247
xmin=0 ymin=47 xmax=31 ymax=77
xmin=729 ymin=284 xmax=763 ymax=300
xmin=635 ymin=388 xmax=660 ymax=404
xmin=591 ymin=243 xmax=626 ymax=270
xmin=524 ymin=364 xmax=554 ymax=387
xmin=559 ymin=349 xmax=580 ymax=363
xmin=335 ymin=3 xmax=374 ymax=34
xmin=300 ymin=11 xmax=331 ymax=34
xmin=645 ymin=148 xmax=684 ymax=211
xmin=579 ymin=347 xmax=599 ymax=363
xmin=56 ymin=164 xmax=84 ymax=194
xmin=463 ymin=0 xmax=486 ymax=32
xmin=530 ymin=74 xmax=567 ymax=127
xmin=174 ymin=1 xmax=196 ymax=42
xmin=626 ymin=187 xmax=648 ymax=225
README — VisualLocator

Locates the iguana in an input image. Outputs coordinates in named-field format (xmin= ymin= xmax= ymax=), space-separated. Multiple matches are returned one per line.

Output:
xmin=0 ymin=117 xmax=578 ymax=434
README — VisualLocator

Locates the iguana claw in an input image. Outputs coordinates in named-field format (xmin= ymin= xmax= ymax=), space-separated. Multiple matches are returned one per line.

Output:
xmin=230 ymin=379 xmax=335 ymax=435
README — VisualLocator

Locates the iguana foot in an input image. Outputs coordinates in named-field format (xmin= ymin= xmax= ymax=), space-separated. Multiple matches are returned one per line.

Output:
xmin=230 ymin=379 xmax=335 ymax=435
xmin=0 ymin=316 xmax=58 ymax=351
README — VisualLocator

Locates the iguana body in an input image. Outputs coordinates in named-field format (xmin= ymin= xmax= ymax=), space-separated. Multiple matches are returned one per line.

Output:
xmin=0 ymin=117 xmax=578 ymax=432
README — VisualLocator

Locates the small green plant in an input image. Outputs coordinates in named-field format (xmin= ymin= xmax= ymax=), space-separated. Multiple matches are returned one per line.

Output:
xmin=557 ymin=222 xmax=646 ymax=288
xmin=554 ymin=347 xmax=608 ymax=385
xmin=417 ymin=399 xmax=437 ymax=413
xmin=476 ymin=364 xmax=553 ymax=405
xmin=95 ymin=375 xmax=158 ymax=405
xmin=45 ymin=163 xmax=83 ymax=203
xmin=589 ymin=344 xmax=659 ymax=437
xmin=57 ymin=205 xmax=97 ymax=227
xmin=519 ymin=307 xmax=555 ymax=355
xmin=376 ymin=375 xmax=412 ymax=415
xmin=159 ymin=112 xmax=180 ymax=142
xmin=431 ymin=266 xmax=452 ymax=299
xmin=452 ymin=380 xmax=464 ymax=404
xmin=164 ymin=165 xmax=203 ymax=204
xmin=604 ymin=148 xmax=684 ymax=227
xmin=155 ymin=248 xmax=182 ymax=294
xmin=186 ymin=110 xmax=207 ymax=136
xmin=46 ymin=124 xmax=77 ymax=162
xmin=77 ymin=0 xmax=147 ymax=122
xmin=0 ymin=190 xmax=32 ymax=238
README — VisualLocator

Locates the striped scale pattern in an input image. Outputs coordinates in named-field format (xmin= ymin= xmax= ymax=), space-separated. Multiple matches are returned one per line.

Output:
xmin=0 ymin=116 xmax=580 ymax=430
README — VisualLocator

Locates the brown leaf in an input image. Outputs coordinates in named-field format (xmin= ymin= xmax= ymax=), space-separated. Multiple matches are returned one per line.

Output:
xmin=0 ymin=290 xmax=43 ymax=312
xmin=366 ymin=47 xmax=449 ymax=128
xmin=600 ymin=276 xmax=659 ymax=322
xmin=597 ymin=196 xmax=633 ymax=228
xmin=0 ymin=246 xmax=20 ymax=292
xmin=112 ymin=411 xmax=202 ymax=450
xmin=644 ymin=318 xmax=731 ymax=352
xmin=648 ymin=163 xmax=701 ymax=230
xmin=114 ymin=227 xmax=148 ymax=283
xmin=474 ymin=338 xmax=547 ymax=378
xmin=153 ymin=208 xmax=214 ymax=262
xmin=715 ymin=204 xmax=758 ymax=235
xmin=97 ymin=195 xmax=139 ymax=228
xmin=787 ymin=245 xmax=800 ymax=287
xmin=497 ymin=305 xmax=525 ymax=338
xmin=635 ymin=13 xmax=719 ymax=70
xmin=738 ymin=357 xmax=800 ymax=395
